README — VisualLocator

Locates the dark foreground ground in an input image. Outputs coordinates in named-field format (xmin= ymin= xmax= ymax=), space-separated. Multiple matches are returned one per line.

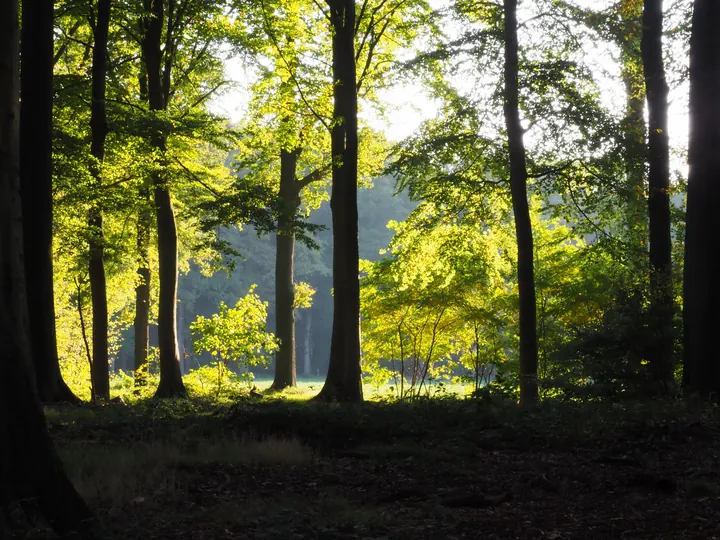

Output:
xmin=43 ymin=398 xmax=720 ymax=539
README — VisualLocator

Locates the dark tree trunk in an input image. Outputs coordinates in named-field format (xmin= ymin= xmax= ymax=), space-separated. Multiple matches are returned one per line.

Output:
xmin=303 ymin=310 xmax=312 ymax=376
xmin=503 ymin=0 xmax=539 ymax=406
xmin=683 ymin=0 xmax=720 ymax=397
xmin=642 ymin=0 xmax=674 ymax=386
xmin=19 ymin=0 xmax=79 ymax=404
xmin=272 ymin=148 xmax=300 ymax=390
xmin=142 ymin=0 xmax=186 ymax=398
xmin=134 ymin=68 xmax=151 ymax=387
xmin=1 ymin=2 xmax=93 ymax=532
xmin=134 ymin=194 xmax=151 ymax=387
xmin=88 ymin=0 xmax=112 ymax=401
xmin=620 ymin=0 xmax=648 ymax=250
xmin=315 ymin=0 xmax=363 ymax=403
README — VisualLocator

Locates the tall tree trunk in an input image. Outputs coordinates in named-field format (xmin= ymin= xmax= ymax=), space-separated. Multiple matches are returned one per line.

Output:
xmin=272 ymin=148 xmax=300 ymax=390
xmin=503 ymin=0 xmax=539 ymax=406
xmin=642 ymin=0 xmax=674 ymax=386
xmin=620 ymin=0 xmax=648 ymax=251
xmin=177 ymin=300 xmax=186 ymax=375
xmin=683 ymin=0 xmax=720 ymax=397
xmin=315 ymin=0 xmax=363 ymax=403
xmin=134 ymin=67 xmax=151 ymax=387
xmin=1 ymin=2 xmax=93 ymax=531
xmin=134 ymin=192 xmax=151 ymax=387
xmin=19 ymin=0 xmax=79 ymax=403
xmin=142 ymin=0 xmax=186 ymax=398
xmin=88 ymin=0 xmax=112 ymax=401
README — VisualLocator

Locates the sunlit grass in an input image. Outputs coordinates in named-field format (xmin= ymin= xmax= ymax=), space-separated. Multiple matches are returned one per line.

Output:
xmin=253 ymin=377 xmax=473 ymax=401
xmin=58 ymin=367 xmax=475 ymax=408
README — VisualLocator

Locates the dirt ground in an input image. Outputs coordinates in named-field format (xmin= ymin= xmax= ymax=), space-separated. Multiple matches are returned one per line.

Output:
xmin=45 ymin=398 xmax=720 ymax=539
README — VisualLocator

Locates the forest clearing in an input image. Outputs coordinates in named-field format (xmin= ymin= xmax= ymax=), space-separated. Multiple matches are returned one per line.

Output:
xmin=3 ymin=0 xmax=720 ymax=538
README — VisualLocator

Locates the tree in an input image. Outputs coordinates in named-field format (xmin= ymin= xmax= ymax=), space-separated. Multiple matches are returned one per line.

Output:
xmin=246 ymin=1 xmax=333 ymax=390
xmin=641 ymin=0 xmax=673 ymax=386
xmin=503 ymin=0 xmax=539 ymax=406
xmin=141 ymin=0 xmax=187 ymax=398
xmin=0 ymin=0 xmax=93 ymax=531
xmin=683 ymin=0 xmax=720 ymax=396
xmin=315 ymin=0 xmax=363 ymax=402
xmin=88 ymin=0 xmax=112 ymax=400
xmin=619 ymin=0 xmax=649 ymax=250
xmin=19 ymin=0 xmax=79 ymax=403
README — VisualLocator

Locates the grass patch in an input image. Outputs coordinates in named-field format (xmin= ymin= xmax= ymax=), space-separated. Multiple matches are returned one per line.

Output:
xmin=59 ymin=435 xmax=313 ymax=507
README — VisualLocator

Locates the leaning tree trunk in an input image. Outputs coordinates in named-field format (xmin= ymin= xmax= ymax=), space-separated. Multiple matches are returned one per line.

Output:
xmin=642 ymin=0 xmax=674 ymax=387
xmin=683 ymin=0 xmax=720 ymax=397
xmin=272 ymin=148 xmax=301 ymax=390
xmin=19 ymin=0 xmax=79 ymax=404
xmin=1 ymin=2 xmax=93 ymax=533
xmin=88 ymin=0 xmax=112 ymax=401
xmin=142 ymin=0 xmax=186 ymax=398
xmin=503 ymin=0 xmax=539 ymax=406
xmin=315 ymin=0 xmax=363 ymax=403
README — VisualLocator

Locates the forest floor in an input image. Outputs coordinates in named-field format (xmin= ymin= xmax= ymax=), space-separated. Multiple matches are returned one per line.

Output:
xmin=45 ymin=397 xmax=720 ymax=540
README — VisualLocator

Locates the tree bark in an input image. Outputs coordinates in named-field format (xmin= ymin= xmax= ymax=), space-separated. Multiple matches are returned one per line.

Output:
xmin=1 ymin=2 xmax=93 ymax=532
xmin=642 ymin=0 xmax=674 ymax=386
xmin=141 ymin=0 xmax=186 ymax=398
xmin=315 ymin=0 xmax=363 ymax=402
xmin=134 ymin=192 xmax=151 ymax=387
xmin=503 ymin=0 xmax=539 ymax=406
xmin=88 ymin=0 xmax=112 ymax=401
xmin=620 ymin=0 xmax=648 ymax=251
xmin=19 ymin=0 xmax=79 ymax=404
xmin=134 ymin=65 xmax=151 ymax=387
xmin=303 ymin=310 xmax=312 ymax=376
xmin=272 ymin=148 xmax=300 ymax=390
xmin=683 ymin=0 xmax=720 ymax=397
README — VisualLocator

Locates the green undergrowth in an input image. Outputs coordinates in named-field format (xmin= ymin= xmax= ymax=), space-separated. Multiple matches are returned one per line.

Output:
xmin=47 ymin=395 xmax=720 ymax=454
xmin=70 ymin=370 xmax=474 ymax=409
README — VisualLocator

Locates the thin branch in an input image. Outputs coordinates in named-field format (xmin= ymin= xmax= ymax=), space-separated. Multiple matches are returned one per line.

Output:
xmin=296 ymin=161 xmax=332 ymax=191
xmin=53 ymin=19 xmax=84 ymax=67
xmin=174 ymin=157 xmax=221 ymax=196
xmin=313 ymin=0 xmax=331 ymax=22
xmin=526 ymin=159 xmax=577 ymax=179
xmin=179 ymin=80 xmax=230 ymax=118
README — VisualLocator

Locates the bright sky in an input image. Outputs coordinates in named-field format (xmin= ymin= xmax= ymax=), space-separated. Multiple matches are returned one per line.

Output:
xmin=211 ymin=0 xmax=690 ymax=170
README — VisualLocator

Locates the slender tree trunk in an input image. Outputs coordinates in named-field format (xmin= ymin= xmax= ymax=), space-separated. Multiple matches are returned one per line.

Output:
xmin=19 ymin=0 xmax=79 ymax=404
xmin=642 ymin=0 xmax=674 ymax=386
xmin=303 ymin=310 xmax=312 ymax=377
xmin=142 ymin=0 xmax=186 ymax=398
xmin=134 ymin=193 xmax=151 ymax=387
xmin=272 ymin=149 xmax=300 ymax=390
xmin=177 ymin=301 xmax=186 ymax=375
xmin=1 ymin=2 xmax=93 ymax=532
xmin=134 ymin=67 xmax=151 ymax=387
xmin=620 ymin=0 xmax=648 ymax=251
xmin=315 ymin=0 xmax=363 ymax=403
xmin=683 ymin=0 xmax=720 ymax=397
xmin=503 ymin=0 xmax=539 ymax=406
xmin=88 ymin=0 xmax=112 ymax=401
